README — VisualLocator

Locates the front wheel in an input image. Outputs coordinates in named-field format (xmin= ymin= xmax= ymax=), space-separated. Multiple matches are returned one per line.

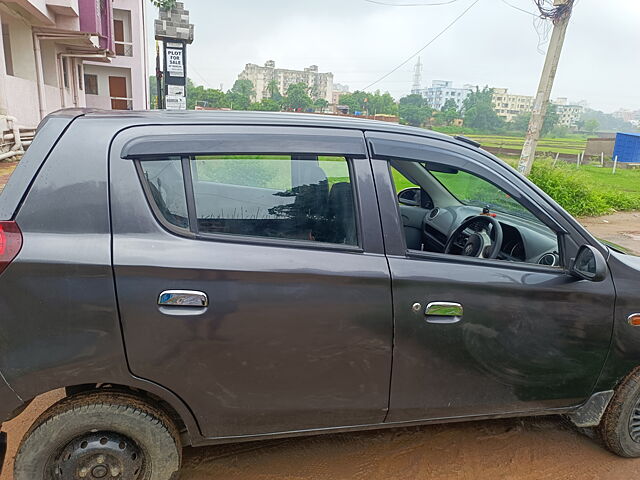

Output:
xmin=14 ymin=391 xmax=182 ymax=480
xmin=600 ymin=369 xmax=640 ymax=457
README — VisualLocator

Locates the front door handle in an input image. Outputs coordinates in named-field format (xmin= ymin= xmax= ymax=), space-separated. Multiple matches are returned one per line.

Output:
xmin=425 ymin=302 xmax=463 ymax=324
xmin=158 ymin=290 xmax=208 ymax=307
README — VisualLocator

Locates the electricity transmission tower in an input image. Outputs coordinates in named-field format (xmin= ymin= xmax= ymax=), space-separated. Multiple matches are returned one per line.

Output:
xmin=411 ymin=57 xmax=423 ymax=95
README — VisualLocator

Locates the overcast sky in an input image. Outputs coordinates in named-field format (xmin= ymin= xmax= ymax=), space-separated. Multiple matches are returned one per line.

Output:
xmin=146 ymin=0 xmax=640 ymax=113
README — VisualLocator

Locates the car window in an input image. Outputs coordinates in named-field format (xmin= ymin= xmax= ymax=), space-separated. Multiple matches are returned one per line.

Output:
xmin=140 ymin=155 xmax=358 ymax=247
xmin=139 ymin=158 xmax=189 ymax=230
xmin=430 ymin=169 xmax=536 ymax=221
xmin=390 ymin=160 xmax=561 ymax=267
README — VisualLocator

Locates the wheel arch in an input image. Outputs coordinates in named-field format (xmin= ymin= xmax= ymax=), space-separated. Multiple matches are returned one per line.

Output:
xmin=11 ymin=380 xmax=202 ymax=447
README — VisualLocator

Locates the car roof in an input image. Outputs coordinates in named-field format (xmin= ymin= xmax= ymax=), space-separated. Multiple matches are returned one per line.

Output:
xmin=49 ymin=108 xmax=472 ymax=147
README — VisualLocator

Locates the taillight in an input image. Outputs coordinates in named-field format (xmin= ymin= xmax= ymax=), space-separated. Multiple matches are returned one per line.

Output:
xmin=0 ymin=221 xmax=22 ymax=275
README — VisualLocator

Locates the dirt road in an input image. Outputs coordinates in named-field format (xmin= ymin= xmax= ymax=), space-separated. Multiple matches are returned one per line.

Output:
xmin=578 ymin=211 xmax=640 ymax=255
xmin=3 ymin=392 xmax=640 ymax=480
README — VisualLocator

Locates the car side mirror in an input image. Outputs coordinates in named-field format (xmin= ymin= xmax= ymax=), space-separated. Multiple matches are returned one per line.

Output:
xmin=398 ymin=187 xmax=421 ymax=207
xmin=570 ymin=245 xmax=607 ymax=282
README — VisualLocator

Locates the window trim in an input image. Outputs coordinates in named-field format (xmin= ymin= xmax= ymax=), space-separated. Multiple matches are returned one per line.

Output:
xmin=84 ymin=73 xmax=98 ymax=95
xmin=135 ymin=155 xmax=365 ymax=254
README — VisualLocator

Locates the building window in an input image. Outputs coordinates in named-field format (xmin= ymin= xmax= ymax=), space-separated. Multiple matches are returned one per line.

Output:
xmin=62 ymin=57 xmax=69 ymax=88
xmin=77 ymin=65 xmax=83 ymax=90
xmin=2 ymin=22 xmax=13 ymax=76
xmin=84 ymin=74 xmax=99 ymax=95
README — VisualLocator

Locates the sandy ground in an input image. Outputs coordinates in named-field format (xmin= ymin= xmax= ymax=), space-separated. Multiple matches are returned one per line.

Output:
xmin=578 ymin=211 xmax=640 ymax=255
xmin=3 ymin=393 xmax=640 ymax=480
xmin=1 ymin=162 xmax=640 ymax=478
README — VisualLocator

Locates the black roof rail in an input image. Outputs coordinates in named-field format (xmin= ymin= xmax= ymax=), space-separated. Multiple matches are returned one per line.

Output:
xmin=454 ymin=135 xmax=481 ymax=148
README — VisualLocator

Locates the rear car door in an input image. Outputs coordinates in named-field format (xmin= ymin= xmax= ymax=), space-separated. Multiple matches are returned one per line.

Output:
xmin=110 ymin=126 xmax=392 ymax=438
xmin=367 ymin=131 xmax=615 ymax=423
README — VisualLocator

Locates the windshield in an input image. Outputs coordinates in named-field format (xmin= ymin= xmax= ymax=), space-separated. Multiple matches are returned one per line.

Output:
xmin=429 ymin=168 xmax=536 ymax=221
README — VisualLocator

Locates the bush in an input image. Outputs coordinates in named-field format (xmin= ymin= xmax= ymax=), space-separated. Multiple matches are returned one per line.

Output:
xmin=529 ymin=162 xmax=640 ymax=216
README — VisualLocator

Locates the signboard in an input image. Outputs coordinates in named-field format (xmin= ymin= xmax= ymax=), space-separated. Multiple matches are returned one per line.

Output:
xmin=166 ymin=48 xmax=184 ymax=77
xmin=166 ymin=85 xmax=186 ymax=111
xmin=166 ymin=95 xmax=187 ymax=110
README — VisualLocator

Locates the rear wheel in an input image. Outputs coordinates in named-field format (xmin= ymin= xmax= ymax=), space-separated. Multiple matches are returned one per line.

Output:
xmin=14 ymin=391 xmax=182 ymax=480
xmin=600 ymin=369 xmax=640 ymax=457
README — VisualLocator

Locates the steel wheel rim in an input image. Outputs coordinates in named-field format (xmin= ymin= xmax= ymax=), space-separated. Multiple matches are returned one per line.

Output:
xmin=629 ymin=402 xmax=640 ymax=443
xmin=50 ymin=431 xmax=145 ymax=479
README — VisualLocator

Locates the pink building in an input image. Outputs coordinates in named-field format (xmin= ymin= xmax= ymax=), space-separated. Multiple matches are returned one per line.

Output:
xmin=0 ymin=0 xmax=148 ymax=132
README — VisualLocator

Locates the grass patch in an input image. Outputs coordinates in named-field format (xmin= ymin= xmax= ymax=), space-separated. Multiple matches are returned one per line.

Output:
xmin=465 ymin=135 xmax=587 ymax=155
xmin=528 ymin=161 xmax=640 ymax=216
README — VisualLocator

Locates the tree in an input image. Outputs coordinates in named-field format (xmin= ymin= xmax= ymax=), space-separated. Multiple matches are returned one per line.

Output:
xmin=398 ymin=94 xmax=431 ymax=127
xmin=150 ymin=0 xmax=176 ymax=8
xmin=283 ymin=83 xmax=313 ymax=111
xmin=367 ymin=91 xmax=398 ymax=116
xmin=579 ymin=108 xmax=637 ymax=133
xmin=512 ymin=104 xmax=559 ymax=137
xmin=226 ymin=79 xmax=254 ymax=110
xmin=462 ymin=87 xmax=503 ymax=131
xmin=339 ymin=91 xmax=369 ymax=115
xmin=338 ymin=90 xmax=398 ymax=116
xmin=250 ymin=98 xmax=281 ymax=112
xmin=440 ymin=98 xmax=460 ymax=126
xmin=313 ymin=98 xmax=329 ymax=112
xmin=267 ymin=80 xmax=283 ymax=102
xmin=583 ymin=119 xmax=600 ymax=135
xmin=185 ymin=78 xmax=229 ymax=110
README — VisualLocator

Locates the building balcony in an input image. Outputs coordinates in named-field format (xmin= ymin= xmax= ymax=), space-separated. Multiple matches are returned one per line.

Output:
xmin=115 ymin=41 xmax=133 ymax=57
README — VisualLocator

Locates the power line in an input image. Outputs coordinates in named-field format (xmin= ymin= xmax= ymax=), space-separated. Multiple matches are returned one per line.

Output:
xmin=360 ymin=0 xmax=480 ymax=91
xmin=363 ymin=0 xmax=461 ymax=6
xmin=500 ymin=0 xmax=538 ymax=17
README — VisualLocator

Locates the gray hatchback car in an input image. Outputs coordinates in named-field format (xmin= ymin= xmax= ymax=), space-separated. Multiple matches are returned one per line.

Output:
xmin=0 ymin=109 xmax=639 ymax=480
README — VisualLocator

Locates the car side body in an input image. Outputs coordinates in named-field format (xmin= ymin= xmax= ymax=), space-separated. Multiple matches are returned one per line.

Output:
xmin=0 ymin=109 xmax=639 ymax=478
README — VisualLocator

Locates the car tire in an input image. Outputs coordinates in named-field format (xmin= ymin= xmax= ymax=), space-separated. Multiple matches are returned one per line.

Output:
xmin=14 ymin=391 xmax=182 ymax=480
xmin=600 ymin=369 xmax=640 ymax=457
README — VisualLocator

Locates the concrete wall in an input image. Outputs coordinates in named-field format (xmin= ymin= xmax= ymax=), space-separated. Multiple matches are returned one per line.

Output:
xmin=5 ymin=76 xmax=40 ymax=127
xmin=1 ymin=12 xmax=37 ymax=81
xmin=84 ymin=0 xmax=148 ymax=110
xmin=83 ymin=63 xmax=132 ymax=108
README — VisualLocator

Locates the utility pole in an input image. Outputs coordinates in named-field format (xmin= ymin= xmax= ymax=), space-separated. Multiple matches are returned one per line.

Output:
xmin=518 ymin=0 xmax=575 ymax=176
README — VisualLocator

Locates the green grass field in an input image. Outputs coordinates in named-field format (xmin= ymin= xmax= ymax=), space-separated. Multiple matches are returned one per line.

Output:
xmin=465 ymin=135 xmax=587 ymax=155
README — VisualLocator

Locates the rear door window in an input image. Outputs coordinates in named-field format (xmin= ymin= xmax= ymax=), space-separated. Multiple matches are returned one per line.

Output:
xmin=139 ymin=154 xmax=359 ymax=247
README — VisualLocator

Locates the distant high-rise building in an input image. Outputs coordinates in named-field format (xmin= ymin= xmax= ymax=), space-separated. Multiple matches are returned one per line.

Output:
xmin=492 ymin=88 xmax=534 ymax=122
xmin=421 ymin=80 xmax=472 ymax=111
xmin=552 ymin=98 xmax=584 ymax=129
xmin=238 ymin=60 xmax=334 ymax=104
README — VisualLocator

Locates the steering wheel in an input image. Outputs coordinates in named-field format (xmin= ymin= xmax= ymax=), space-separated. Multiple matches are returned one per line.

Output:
xmin=443 ymin=215 xmax=504 ymax=259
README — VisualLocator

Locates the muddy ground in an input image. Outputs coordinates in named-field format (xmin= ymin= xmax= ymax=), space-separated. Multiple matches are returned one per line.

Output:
xmin=3 ymin=391 xmax=640 ymax=480
xmin=1 ymin=161 xmax=640 ymax=478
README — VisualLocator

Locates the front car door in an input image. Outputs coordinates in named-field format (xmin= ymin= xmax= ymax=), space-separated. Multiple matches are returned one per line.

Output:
xmin=366 ymin=131 xmax=615 ymax=423
xmin=110 ymin=125 xmax=392 ymax=438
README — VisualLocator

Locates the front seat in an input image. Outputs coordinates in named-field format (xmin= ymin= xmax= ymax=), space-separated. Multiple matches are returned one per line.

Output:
xmin=328 ymin=182 xmax=356 ymax=245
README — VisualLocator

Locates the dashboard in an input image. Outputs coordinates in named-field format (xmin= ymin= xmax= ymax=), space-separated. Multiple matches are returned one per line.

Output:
xmin=400 ymin=203 xmax=561 ymax=267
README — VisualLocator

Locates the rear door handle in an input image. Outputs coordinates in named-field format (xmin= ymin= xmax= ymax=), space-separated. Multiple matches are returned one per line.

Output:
xmin=158 ymin=290 xmax=208 ymax=307
xmin=425 ymin=302 xmax=463 ymax=324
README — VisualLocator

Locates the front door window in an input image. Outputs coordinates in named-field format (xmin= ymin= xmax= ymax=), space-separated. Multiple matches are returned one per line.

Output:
xmin=389 ymin=159 xmax=561 ymax=267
